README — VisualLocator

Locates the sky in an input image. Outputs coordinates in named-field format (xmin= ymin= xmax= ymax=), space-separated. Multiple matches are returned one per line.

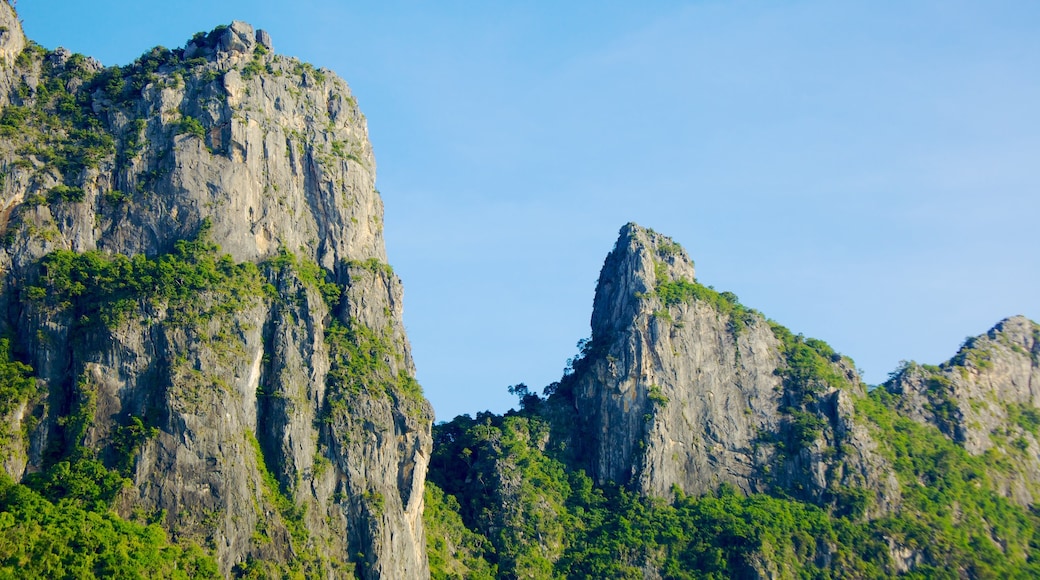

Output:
xmin=19 ymin=1 xmax=1040 ymax=421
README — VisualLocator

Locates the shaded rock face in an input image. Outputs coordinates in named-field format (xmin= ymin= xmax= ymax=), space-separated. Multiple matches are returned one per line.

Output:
xmin=0 ymin=19 xmax=430 ymax=579
xmin=885 ymin=315 xmax=1040 ymax=505
xmin=570 ymin=224 xmax=897 ymax=510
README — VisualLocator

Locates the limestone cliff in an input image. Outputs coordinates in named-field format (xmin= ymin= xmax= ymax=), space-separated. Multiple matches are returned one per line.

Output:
xmin=567 ymin=223 xmax=898 ymax=511
xmin=883 ymin=315 xmax=1040 ymax=505
xmin=0 ymin=6 xmax=430 ymax=578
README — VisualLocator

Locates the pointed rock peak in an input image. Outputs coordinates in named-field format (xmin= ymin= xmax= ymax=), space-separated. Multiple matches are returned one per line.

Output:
xmin=612 ymin=223 xmax=696 ymax=281
xmin=591 ymin=224 xmax=696 ymax=338
xmin=0 ymin=1 xmax=25 ymax=65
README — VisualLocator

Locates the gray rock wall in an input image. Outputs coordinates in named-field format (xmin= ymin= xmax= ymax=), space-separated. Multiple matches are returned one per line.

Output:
xmin=0 ymin=19 xmax=430 ymax=579
xmin=571 ymin=223 xmax=899 ymax=511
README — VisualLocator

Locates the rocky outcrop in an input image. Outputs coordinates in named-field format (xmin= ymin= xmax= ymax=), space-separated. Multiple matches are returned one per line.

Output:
xmin=884 ymin=315 xmax=1040 ymax=505
xmin=0 ymin=18 xmax=430 ymax=579
xmin=572 ymin=224 xmax=781 ymax=496
xmin=0 ymin=2 xmax=25 ymax=110
xmin=566 ymin=224 xmax=898 ymax=512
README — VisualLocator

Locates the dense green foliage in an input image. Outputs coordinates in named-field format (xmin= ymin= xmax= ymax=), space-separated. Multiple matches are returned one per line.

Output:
xmin=5 ymin=43 xmax=116 ymax=187
xmin=175 ymin=115 xmax=206 ymax=140
xmin=0 ymin=348 xmax=220 ymax=577
xmin=651 ymin=261 xmax=758 ymax=333
xmin=266 ymin=249 xmax=342 ymax=307
xmin=29 ymin=220 xmax=269 ymax=330
xmin=10 ymin=225 xmax=361 ymax=576
xmin=324 ymin=318 xmax=423 ymax=407
xmin=424 ymin=482 xmax=497 ymax=580
xmin=426 ymin=336 xmax=1040 ymax=579
xmin=769 ymin=322 xmax=853 ymax=396
xmin=428 ymin=410 xmax=893 ymax=578
xmin=237 ymin=432 xmax=338 ymax=579
xmin=0 ymin=339 xmax=37 ymax=449
xmin=857 ymin=390 xmax=1040 ymax=578
xmin=0 ymin=476 xmax=220 ymax=579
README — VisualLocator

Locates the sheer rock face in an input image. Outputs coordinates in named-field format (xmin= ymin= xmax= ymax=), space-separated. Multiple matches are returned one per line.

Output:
xmin=0 ymin=19 xmax=430 ymax=579
xmin=574 ymin=224 xmax=783 ymax=496
xmin=0 ymin=3 xmax=24 ymax=68
xmin=571 ymin=224 xmax=897 ymax=510
xmin=884 ymin=315 xmax=1040 ymax=505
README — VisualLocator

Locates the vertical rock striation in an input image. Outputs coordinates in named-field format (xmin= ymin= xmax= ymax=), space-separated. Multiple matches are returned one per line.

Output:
xmin=569 ymin=224 xmax=898 ymax=510
xmin=0 ymin=15 xmax=430 ymax=578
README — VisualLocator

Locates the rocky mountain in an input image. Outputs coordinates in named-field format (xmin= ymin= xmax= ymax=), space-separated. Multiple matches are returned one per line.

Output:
xmin=428 ymin=224 xmax=1040 ymax=578
xmin=0 ymin=4 xmax=429 ymax=578
xmin=1 ymin=2 xmax=1039 ymax=578
xmin=882 ymin=315 xmax=1040 ymax=505
xmin=569 ymin=224 xmax=899 ymax=510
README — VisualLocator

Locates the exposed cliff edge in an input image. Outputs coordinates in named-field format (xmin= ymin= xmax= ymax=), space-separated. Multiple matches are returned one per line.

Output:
xmin=0 ymin=5 xmax=430 ymax=578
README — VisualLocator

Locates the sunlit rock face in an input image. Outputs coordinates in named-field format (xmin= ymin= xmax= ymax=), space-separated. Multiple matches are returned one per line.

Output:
xmin=569 ymin=223 xmax=898 ymax=512
xmin=0 ymin=16 xmax=431 ymax=578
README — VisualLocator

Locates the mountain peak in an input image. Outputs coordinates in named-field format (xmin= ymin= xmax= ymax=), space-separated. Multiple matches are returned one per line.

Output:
xmin=184 ymin=20 xmax=274 ymax=61
xmin=589 ymin=223 xmax=696 ymax=341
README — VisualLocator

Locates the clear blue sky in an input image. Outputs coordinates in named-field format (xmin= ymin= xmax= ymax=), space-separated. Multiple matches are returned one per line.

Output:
xmin=20 ymin=1 xmax=1040 ymax=421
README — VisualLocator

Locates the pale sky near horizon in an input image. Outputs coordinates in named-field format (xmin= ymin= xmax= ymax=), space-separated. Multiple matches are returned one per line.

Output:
xmin=18 ymin=1 xmax=1040 ymax=421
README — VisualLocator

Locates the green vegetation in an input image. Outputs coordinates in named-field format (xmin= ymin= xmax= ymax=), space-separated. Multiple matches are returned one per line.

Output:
xmin=0 ymin=339 xmax=37 ymax=450
xmin=428 ymin=389 xmax=1040 ymax=578
xmin=266 ymin=249 xmax=341 ymax=307
xmin=647 ymin=384 xmax=669 ymax=408
xmin=345 ymin=257 xmax=394 ymax=276
xmin=29 ymin=219 xmax=268 ymax=330
xmin=430 ymin=413 xmax=573 ymax=578
xmin=294 ymin=61 xmax=326 ymax=85
xmin=555 ymin=483 xmax=889 ymax=579
xmin=856 ymin=390 xmax=1040 ymax=577
xmin=4 ymin=43 xmax=117 ymax=187
xmin=0 ymin=353 xmax=218 ymax=577
xmin=175 ymin=115 xmax=206 ymax=140
xmin=651 ymin=261 xmax=757 ymax=333
xmin=242 ymin=431 xmax=330 ymax=577
xmin=427 ymin=409 xmax=892 ymax=578
xmin=110 ymin=417 xmax=158 ymax=477
xmin=769 ymin=321 xmax=852 ymax=398
xmin=1007 ymin=402 xmax=1040 ymax=437
xmin=424 ymin=482 xmax=497 ymax=579
xmin=324 ymin=318 xmax=424 ymax=412
xmin=765 ymin=321 xmax=853 ymax=457
xmin=0 ymin=475 xmax=220 ymax=579
xmin=46 ymin=184 xmax=85 ymax=203
xmin=425 ymin=310 xmax=1040 ymax=579
xmin=240 ymin=45 xmax=268 ymax=80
